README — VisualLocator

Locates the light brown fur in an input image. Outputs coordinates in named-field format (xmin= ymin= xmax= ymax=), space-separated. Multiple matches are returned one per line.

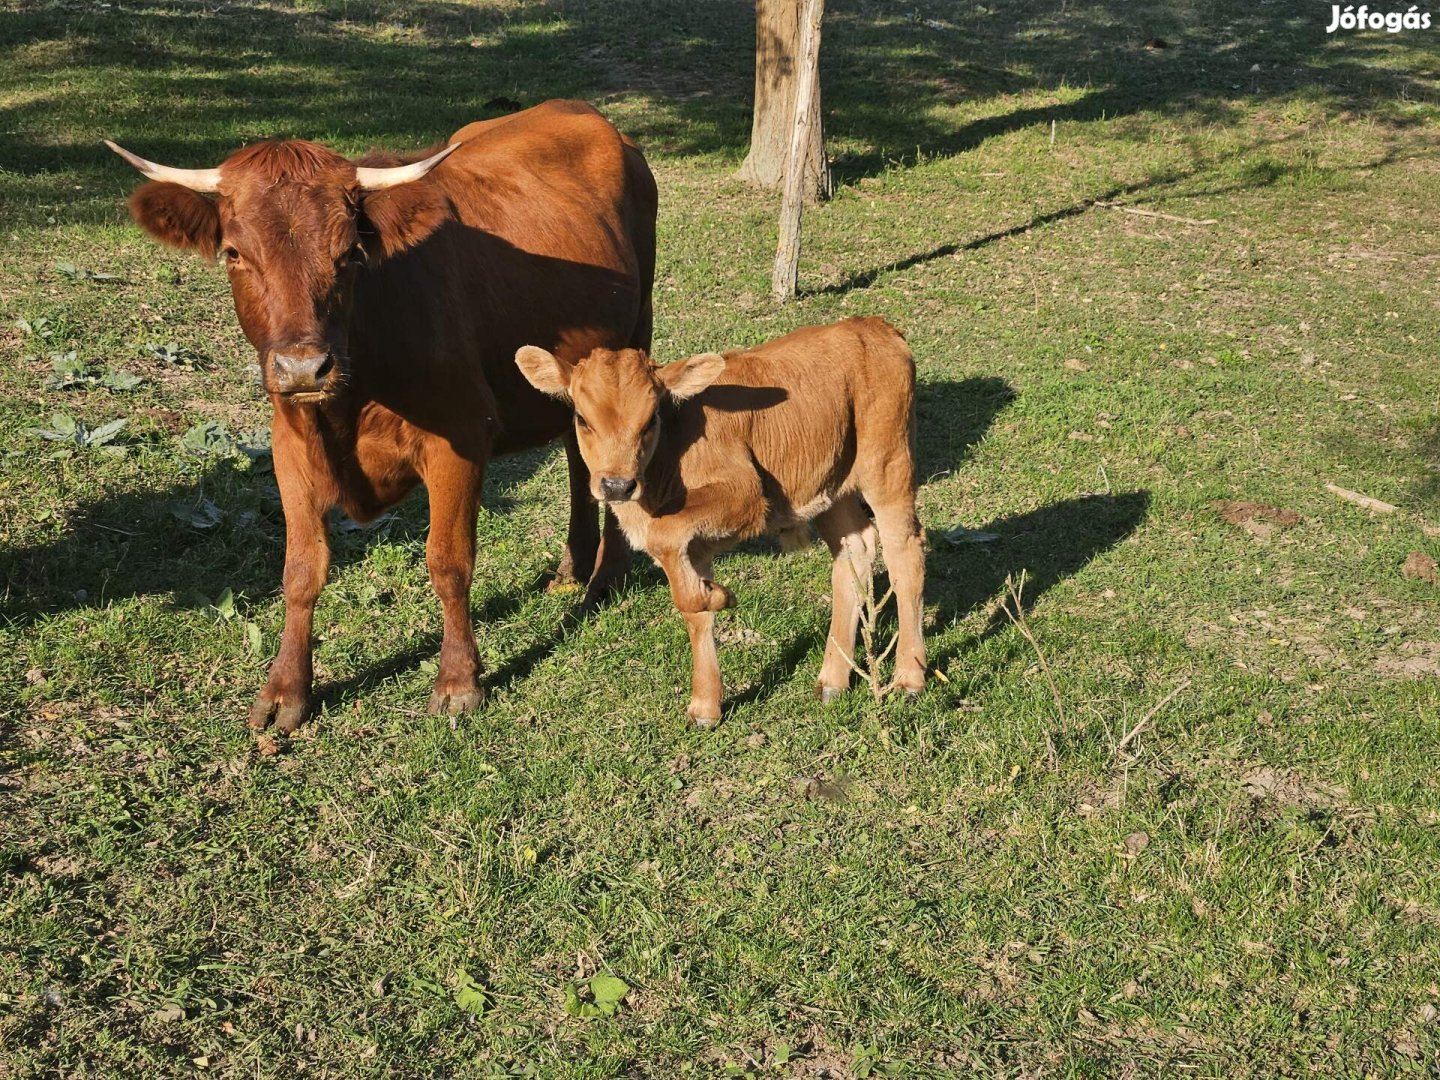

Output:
xmin=516 ymin=316 xmax=927 ymax=726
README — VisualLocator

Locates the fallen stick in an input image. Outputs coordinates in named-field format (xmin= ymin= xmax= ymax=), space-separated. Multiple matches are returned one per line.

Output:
xmin=1114 ymin=678 xmax=1191 ymax=757
xmin=1092 ymin=200 xmax=1217 ymax=226
xmin=1325 ymin=482 xmax=1397 ymax=514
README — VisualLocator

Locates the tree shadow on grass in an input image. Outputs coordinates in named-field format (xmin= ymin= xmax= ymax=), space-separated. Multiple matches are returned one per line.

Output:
xmin=2 ymin=0 xmax=1434 ymax=221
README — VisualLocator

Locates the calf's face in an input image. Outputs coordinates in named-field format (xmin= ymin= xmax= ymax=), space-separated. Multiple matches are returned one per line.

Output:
xmin=515 ymin=346 xmax=725 ymax=502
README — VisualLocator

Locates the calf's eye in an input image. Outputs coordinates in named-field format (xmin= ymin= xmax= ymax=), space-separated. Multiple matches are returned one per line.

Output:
xmin=575 ymin=413 xmax=590 ymax=430
xmin=644 ymin=412 xmax=659 ymax=433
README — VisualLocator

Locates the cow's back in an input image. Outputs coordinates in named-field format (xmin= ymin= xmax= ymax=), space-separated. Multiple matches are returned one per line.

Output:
xmin=352 ymin=100 xmax=657 ymax=453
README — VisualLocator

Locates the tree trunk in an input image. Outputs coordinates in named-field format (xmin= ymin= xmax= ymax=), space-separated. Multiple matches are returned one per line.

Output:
xmin=771 ymin=0 xmax=824 ymax=302
xmin=737 ymin=0 xmax=832 ymax=202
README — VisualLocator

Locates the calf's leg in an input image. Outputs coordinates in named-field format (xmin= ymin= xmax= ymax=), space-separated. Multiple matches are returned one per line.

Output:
xmin=870 ymin=498 xmax=927 ymax=694
xmin=682 ymin=611 xmax=723 ymax=729
xmin=424 ymin=447 xmax=486 ymax=714
xmin=584 ymin=507 xmax=632 ymax=608
xmin=814 ymin=496 xmax=878 ymax=702
xmin=653 ymin=543 xmax=731 ymax=727
xmin=250 ymin=428 xmax=331 ymax=733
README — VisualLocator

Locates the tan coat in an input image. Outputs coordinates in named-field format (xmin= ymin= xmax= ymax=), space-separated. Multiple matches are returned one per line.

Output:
xmin=517 ymin=315 xmax=926 ymax=726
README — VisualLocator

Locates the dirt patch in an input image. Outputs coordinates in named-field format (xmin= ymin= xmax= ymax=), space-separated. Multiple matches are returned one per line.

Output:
xmin=1374 ymin=641 xmax=1440 ymax=679
xmin=1401 ymin=551 xmax=1438 ymax=585
xmin=1241 ymin=766 xmax=1347 ymax=809
xmin=1213 ymin=500 xmax=1301 ymax=541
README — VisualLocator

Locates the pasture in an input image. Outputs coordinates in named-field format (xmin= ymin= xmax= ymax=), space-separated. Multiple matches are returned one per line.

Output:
xmin=3 ymin=0 xmax=1439 ymax=1075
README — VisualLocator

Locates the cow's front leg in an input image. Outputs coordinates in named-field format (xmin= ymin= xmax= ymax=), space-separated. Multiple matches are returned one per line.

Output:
xmin=425 ymin=450 xmax=486 ymax=715
xmin=250 ymin=429 xmax=330 ymax=734
xmin=554 ymin=430 xmax=600 ymax=588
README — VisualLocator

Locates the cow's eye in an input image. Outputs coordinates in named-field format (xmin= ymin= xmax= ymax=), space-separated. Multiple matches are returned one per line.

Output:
xmin=340 ymin=243 xmax=368 ymax=268
xmin=222 ymin=246 xmax=240 ymax=264
xmin=575 ymin=413 xmax=590 ymax=431
xmin=644 ymin=411 xmax=659 ymax=433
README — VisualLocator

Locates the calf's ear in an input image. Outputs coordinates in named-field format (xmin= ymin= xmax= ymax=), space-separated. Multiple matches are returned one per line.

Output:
xmin=128 ymin=182 xmax=221 ymax=260
xmin=515 ymin=346 xmax=574 ymax=398
xmin=358 ymin=183 xmax=451 ymax=261
xmin=659 ymin=352 xmax=725 ymax=401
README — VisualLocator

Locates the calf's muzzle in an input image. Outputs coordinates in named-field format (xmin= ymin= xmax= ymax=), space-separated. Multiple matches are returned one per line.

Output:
xmin=600 ymin=476 xmax=638 ymax=502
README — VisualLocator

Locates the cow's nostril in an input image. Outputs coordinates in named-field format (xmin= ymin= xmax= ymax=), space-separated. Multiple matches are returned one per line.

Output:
xmin=313 ymin=353 xmax=334 ymax=379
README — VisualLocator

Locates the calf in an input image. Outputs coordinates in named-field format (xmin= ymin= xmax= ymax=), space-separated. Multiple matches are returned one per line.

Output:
xmin=515 ymin=316 xmax=926 ymax=726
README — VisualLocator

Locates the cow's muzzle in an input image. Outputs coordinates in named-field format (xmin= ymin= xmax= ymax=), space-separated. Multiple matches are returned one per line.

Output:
xmin=270 ymin=349 xmax=337 ymax=401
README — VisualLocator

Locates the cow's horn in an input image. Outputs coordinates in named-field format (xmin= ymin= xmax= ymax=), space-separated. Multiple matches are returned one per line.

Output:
xmin=105 ymin=140 xmax=222 ymax=192
xmin=354 ymin=143 xmax=461 ymax=191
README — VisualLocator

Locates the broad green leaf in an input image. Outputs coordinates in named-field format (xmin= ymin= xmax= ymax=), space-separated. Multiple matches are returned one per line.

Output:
xmin=214 ymin=588 xmax=236 ymax=620
xmin=589 ymin=974 xmax=628 ymax=1009
xmin=88 ymin=418 xmax=127 ymax=446
xmin=454 ymin=969 xmax=487 ymax=1016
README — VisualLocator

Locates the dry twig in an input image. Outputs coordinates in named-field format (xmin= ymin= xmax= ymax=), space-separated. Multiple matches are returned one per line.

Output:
xmin=830 ymin=550 xmax=900 ymax=701
xmin=1000 ymin=571 xmax=1066 ymax=728
xmin=1325 ymin=482 xmax=1397 ymax=514
xmin=1113 ymin=678 xmax=1191 ymax=758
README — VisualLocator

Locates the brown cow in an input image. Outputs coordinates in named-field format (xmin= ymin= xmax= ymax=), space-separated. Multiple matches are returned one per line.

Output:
xmin=515 ymin=316 xmax=926 ymax=727
xmin=109 ymin=100 xmax=657 ymax=730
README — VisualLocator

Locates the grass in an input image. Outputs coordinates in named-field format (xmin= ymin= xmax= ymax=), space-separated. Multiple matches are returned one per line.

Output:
xmin=3 ymin=0 xmax=1440 ymax=1075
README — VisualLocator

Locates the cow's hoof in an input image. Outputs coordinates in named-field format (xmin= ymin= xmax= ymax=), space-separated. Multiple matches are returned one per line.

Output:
xmin=428 ymin=686 xmax=485 ymax=715
xmin=248 ymin=694 xmax=310 ymax=733
xmin=816 ymin=684 xmax=847 ymax=704
xmin=686 ymin=703 xmax=721 ymax=730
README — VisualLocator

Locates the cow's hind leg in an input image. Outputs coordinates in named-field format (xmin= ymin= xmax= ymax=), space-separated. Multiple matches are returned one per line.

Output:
xmin=815 ymin=495 xmax=878 ymax=702
xmin=424 ymin=448 xmax=486 ymax=714
xmin=250 ymin=423 xmax=332 ymax=734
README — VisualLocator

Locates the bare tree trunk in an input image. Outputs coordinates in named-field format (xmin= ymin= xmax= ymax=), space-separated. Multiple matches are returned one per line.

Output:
xmin=737 ymin=0 xmax=832 ymax=202
xmin=771 ymin=0 xmax=824 ymax=303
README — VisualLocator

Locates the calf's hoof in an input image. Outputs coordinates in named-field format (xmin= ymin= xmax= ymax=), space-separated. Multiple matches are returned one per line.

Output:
xmin=894 ymin=672 xmax=927 ymax=698
xmin=816 ymin=683 xmax=847 ymax=704
xmin=686 ymin=702 xmax=722 ymax=731
xmin=248 ymin=693 xmax=310 ymax=734
xmin=428 ymin=684 xmax=485 ymax=715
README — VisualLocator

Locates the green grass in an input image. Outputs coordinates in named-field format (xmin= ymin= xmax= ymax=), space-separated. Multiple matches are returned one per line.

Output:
xmin=3 ymin=0 xmax=1440 ymax=1075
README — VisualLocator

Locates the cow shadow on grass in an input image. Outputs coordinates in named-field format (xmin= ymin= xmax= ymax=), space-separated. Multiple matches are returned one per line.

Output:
xmin=718 ymin=374 xmax=1149 ymax=714
xmin=727 ymin=492 xmax=1151 ymax=715
xmin=0 ymin=440 xmax=593 ymax=722
xmin=722 ymin=374 xmax=1011 ymax=711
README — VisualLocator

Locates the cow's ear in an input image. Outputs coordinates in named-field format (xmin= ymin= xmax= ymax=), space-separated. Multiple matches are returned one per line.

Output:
xmin=358 ymin=182 xmax=450 ymax=261
xmin=658 ymin=352 xmax=725 ymax=401
xmin=515 ymin=346 xmax=574 ymax=398
xmin=127 ymin=182 xmax=221 ymax=261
